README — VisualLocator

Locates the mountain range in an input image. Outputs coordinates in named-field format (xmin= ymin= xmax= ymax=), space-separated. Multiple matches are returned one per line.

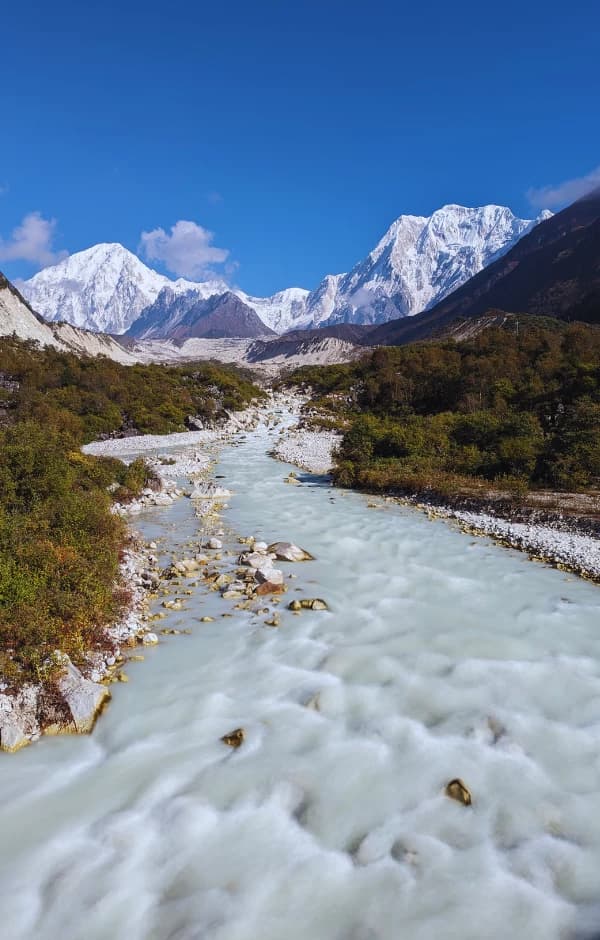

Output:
xmin=21 ymin=204 xmax=551 ymax=339
xmin=370 ymin=187 xmax=600 ymax=345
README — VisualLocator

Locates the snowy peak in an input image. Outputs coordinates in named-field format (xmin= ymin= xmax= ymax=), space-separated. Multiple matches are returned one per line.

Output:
xmin=304 ymin=204 xmax=552 ymax=327
xmin=19 ymin=203 xmax=552 ymax=337
xmin=21 ymin=243 xmax=225 ymax=335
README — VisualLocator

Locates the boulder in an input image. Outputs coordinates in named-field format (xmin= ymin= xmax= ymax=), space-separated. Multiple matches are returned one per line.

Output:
xmin=0 ymin=685 xmax=39 ymax=752
xmin=256 ymin=581 xmax=286 ymax=595
xmin=255 ymin=566 xmax=284 ymax=585
xmin=58 ymin=658 xmax=111 ymax=734
xmin=185 ymin=415 xmax=204 ymax=430
xmin=240 ymin=551 xmax=271 ymax=569
xmin=267 ymin=542 xmax=314 ymax=562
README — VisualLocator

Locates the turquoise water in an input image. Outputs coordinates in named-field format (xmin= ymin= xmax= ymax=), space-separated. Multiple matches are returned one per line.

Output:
xmin=1 ymin=421 xmax=599 ymax=940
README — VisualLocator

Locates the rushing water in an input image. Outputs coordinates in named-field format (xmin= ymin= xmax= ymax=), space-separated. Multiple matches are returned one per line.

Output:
xmin=2 ymin=420 xmax=600 ymax=940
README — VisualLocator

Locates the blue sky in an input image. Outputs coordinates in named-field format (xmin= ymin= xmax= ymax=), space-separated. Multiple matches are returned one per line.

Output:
xmin=1 ymin=0 xmax=598 ymax=294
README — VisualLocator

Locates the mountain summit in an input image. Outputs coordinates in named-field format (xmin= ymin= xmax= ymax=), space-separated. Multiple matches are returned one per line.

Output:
xmin=21 ymin=243 xmax=221 ymax=334
xmin=368 ymin=190 xmax=600 ymax=346
xmin=20 ymin=205 xmax=551 ymax=336
xmin=301 ymin=204 xmax=552 ymax=329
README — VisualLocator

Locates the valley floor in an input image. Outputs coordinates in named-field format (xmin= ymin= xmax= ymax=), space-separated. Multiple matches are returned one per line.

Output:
xmin=2 ymin=392 xmax=599 ymax=754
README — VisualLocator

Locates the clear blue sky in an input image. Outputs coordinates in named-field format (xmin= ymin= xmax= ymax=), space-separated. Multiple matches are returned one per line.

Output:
xmin=1 ymin=0 xmax=598 ymax=294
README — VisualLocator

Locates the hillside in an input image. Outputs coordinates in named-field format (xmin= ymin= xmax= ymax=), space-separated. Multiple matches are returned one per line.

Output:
xmin=0 ymin=271 xmax=135 ymax=363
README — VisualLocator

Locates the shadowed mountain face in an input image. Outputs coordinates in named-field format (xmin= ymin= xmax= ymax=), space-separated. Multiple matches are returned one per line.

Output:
xmin=368 ymin=190 xmax=600 ymax=346
xmin=169 ymin=292 xmax=276 ymax=340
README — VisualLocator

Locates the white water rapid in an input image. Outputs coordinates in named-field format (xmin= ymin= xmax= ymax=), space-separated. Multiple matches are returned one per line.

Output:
xmin=1 ymin=419 xmax=600 ymax=940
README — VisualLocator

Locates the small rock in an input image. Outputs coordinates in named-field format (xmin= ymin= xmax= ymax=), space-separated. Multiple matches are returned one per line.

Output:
xmin=142 ymin=633 xmax=159 ymax=646
xmin=445 ymin=778 xmax=472 ymax=806
xmin=221 ymin=728 xmax=245 ymax=748
xmin=287 ymin=598 xmax=328 ymax=611
xmin=207 ymin=538 xmax=222 ymax=550
xmin=200 ymin=616 xmax=215 ymax=623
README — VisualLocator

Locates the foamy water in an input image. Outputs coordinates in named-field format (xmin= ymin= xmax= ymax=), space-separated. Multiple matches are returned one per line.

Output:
xmin=1 ymin=421 xmax=600 ymax=940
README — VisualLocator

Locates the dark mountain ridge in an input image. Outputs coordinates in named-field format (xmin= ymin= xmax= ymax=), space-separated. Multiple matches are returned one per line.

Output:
xmin=369 ymin=189 xmax=600 ymax=346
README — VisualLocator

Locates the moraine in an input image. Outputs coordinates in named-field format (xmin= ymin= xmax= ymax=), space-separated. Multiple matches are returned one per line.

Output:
xmin=1 ymin=416 xmax=599 ymax=940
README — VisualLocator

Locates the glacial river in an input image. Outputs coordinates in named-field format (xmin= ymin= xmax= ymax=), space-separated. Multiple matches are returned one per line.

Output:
xmin=1 ymin=420 xmax=600 ymax=940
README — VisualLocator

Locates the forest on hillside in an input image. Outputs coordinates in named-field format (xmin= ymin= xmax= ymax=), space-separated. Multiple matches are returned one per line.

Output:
xmin=284 ymin=320 xmax=600 ymax=498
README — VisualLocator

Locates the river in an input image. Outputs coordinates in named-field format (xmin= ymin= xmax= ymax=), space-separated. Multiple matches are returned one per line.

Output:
xmin=1 ymin=419 xmax=600 ymax=940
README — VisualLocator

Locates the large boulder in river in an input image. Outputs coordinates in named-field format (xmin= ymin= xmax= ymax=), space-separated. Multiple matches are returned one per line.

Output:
xmin=0 ymin=684 xmax=39 ymax=752
xmin=58 ymin=657 xmax=111 ymax=734
xmin=240 ymin=551 xmax=272 ymax=569
xmin=255 ymin=566 xmax=284 ymax=585
xmin=267 ymin=542 xmax=314 ymax=562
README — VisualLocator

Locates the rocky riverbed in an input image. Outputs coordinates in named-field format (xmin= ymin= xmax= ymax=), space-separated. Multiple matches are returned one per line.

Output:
xmin=3 ymin=392 xmax=599 ymax=753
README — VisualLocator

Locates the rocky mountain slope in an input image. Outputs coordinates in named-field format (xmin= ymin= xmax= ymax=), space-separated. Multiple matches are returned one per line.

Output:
xmin=169 ymin=292 xmax=275 ymax=340
xmin=368 ymin=190 xmax=600 ymax=346
xmin=20 ymin=205 xmax=550 ymax=337
xmin=0 ymin=271 xmax=135 ymax=362
xmin=128 ymin=289 xmax=276 ymax=340
xmin=306 ymin=205 xmax=552 ymax=329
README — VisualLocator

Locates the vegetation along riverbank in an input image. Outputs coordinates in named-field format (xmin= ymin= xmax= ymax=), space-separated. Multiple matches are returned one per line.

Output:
xmin=278 ymin=319 xmax=600 ymax=579
xmin=0 ymin=337 xmax=264 ymax=749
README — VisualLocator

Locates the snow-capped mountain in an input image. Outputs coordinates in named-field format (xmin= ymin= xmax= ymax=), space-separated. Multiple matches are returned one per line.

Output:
xmin=21 ymin=205 xmax=551 ymax=337
xmin=302 ymin=205 xmax=553 ymax=328
xmin=21 ymin=243 xmax=226 ymax=334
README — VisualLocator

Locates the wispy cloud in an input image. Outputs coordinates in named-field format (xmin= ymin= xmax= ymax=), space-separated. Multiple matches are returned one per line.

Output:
xmin=527 ymin=166 xmax=600 ymax=209
xmin=139 ymin=219 xmax=230 ymax=280
xmin=207 ymin=190 xmax=224 ymax=206
xmin=0 ymin=183 xmax=8 ymax=196
xmin=0 ymin=211 xmax=68 ymax=267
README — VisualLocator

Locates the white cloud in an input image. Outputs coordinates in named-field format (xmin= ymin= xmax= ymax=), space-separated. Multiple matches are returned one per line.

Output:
xmin=527 ymin=166 xmax=600 ymax=209
xmin=139 ymin=219 xmax=230 ymax=279
xmin=0 ymin=211 xmax=68 ymax=267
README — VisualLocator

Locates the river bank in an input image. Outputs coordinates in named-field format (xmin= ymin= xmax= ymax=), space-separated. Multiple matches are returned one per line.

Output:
xmin=0 ymin=398 xmax=273 ymax=752
xmin=271 ymin=416 xmax=600 ymax=582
